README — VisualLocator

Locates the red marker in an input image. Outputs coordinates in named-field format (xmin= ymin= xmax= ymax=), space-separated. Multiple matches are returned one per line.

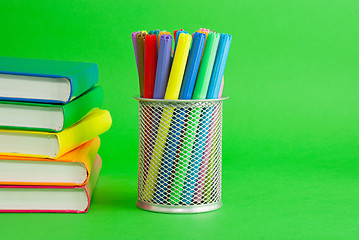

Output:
xmin=144 ymin=34 xmax=158 ymax=98
xmin=173 ymin=29 xmax=183 ymax=41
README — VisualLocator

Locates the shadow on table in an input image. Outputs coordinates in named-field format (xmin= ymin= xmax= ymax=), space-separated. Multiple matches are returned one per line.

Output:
xmin=91 ymin=176 xmax=138 ymax=211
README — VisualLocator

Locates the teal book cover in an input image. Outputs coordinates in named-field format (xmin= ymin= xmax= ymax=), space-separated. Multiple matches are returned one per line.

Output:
xmin=0 ymin=57 xmax=99 ymax=104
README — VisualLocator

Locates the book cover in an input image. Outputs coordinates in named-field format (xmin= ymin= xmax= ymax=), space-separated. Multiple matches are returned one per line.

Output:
xmin=0 ymin=137 xmax=100 ymax=186
xmin=0 ymin=56 xmax=98 ymax=104
xmin=0 ymin=154 xmax=102 ymax=213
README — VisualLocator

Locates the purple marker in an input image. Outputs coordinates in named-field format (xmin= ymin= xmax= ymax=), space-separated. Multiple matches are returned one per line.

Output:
xmin=131 ymin=31 xmax=141 ymax=68
xmin=153 ymin=34 xmax=173 ymax=99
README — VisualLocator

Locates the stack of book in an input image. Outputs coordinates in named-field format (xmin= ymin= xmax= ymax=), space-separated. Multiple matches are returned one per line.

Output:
xmin=0 ymin=57 xmax=112 ymax=213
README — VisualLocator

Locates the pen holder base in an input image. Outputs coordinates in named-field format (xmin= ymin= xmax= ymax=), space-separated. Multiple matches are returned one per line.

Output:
xmin=135 ymin=98 xmax=226 ymax=213
xmin=136 ymin=200 xmax=222 ymax=214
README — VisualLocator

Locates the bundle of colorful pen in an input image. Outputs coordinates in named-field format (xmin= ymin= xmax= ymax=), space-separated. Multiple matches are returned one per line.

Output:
xmin=132 ymin=28 xmax=231 ymax=206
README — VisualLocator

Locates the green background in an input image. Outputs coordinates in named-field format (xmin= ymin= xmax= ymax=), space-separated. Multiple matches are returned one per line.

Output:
xmin=1 ymin=0 xmax=358 ymax=239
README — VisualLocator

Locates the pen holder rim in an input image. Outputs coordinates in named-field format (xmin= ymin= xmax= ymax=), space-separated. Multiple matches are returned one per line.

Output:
xmin=134 ymin=97 xmax=229 ymax=103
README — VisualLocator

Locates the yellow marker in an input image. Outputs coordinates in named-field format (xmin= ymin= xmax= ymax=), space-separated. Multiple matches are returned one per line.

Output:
xmin=142 ymin=33 xmax=192 ymax=200
xmin=141 ymin=106 xmax=174 ymax=201
xmin=165 ymin=33 xmax=192 ymax=99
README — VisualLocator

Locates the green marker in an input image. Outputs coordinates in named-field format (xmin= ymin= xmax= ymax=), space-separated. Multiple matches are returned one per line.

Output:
xmin=167 ymin=107 xmax=202 ymax=204
xmin=192 ymin=32 xmax=220 ymax=99
xmin=167 ymin=33 xmax=220 ymax=204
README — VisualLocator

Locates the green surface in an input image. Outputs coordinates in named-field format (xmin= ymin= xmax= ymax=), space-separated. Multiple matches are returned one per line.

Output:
xmin=1 ymin=0 xmax=359 ymax=239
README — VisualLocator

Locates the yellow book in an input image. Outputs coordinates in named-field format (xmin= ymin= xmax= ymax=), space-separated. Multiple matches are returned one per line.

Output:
xmin=0 ymin=109 xmax=111 ymax=159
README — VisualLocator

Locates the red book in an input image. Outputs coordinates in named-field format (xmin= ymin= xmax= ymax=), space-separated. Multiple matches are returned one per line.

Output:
xmin=144 ymin=34 xmax=158 ymax=99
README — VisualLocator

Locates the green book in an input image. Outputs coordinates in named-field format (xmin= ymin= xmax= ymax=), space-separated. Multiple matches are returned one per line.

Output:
xmin=0 ymin=86 xmax=103 ymax=132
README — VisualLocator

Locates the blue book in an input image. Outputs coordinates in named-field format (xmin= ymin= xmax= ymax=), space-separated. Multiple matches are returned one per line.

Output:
xmin=0 ymin=57 xmax=99 ymax=104
xmin=179 ymin=32 xmax=206 ymax=99
xmin=206 ymin=34 xmax=232 ymax=99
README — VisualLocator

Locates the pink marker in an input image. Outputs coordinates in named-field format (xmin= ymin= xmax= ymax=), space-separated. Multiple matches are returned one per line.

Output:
xmin=194 ymin=74 xmax=223 ymax=202
xmin=193 ymin=28 xmax=210 ymax=37
xmin=199 ymin=28 xmax=210 ymax=33
xmin=218 ymin=76 xmax=224 ymax=98
xmin=131 ymin=31 xmax=141 ymax=68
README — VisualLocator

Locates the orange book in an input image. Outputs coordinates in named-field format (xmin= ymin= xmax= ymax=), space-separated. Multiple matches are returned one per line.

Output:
xmin=0 ymin=137 xmax=100 ymax=186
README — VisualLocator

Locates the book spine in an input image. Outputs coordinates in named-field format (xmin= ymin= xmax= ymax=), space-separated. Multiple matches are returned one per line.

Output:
xmin=66 ymin=63 xmax=99 ymax=102
xmin=56 ymin=110 xmax=111 ymax=158
xmin=84 ymin=154 xmax=102 ymax=206
xmin=78 ymin=137 xmax=101 ymax=186
xmin=62 ymin=86 xmax=104 ymax=130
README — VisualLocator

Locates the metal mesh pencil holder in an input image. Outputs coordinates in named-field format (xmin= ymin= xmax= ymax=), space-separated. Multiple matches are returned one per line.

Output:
xmin=135 ymin=98 xmax=226 ymax=213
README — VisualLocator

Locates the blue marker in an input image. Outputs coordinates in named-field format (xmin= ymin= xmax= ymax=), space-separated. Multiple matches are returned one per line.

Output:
xmin=153 ymin=108 xmax=187 ymax=203
xmin=181 ymin=34 xmax=231 ymax=203
xmin=181 ymin=108 xmax=212 ymax=204
xmin=179 ymin=32 xmax=206 ymax=99
xmin=206 ymin=34 xmax=232 ymax=99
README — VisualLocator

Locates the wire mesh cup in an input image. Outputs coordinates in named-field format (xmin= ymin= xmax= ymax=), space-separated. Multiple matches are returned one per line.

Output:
xmin=135 ymin=98 xmax=226 ymax=213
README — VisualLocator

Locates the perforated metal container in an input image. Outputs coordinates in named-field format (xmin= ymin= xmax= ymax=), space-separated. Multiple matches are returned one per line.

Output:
xmin=135 ymin=98 xmax=225 ymax=213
